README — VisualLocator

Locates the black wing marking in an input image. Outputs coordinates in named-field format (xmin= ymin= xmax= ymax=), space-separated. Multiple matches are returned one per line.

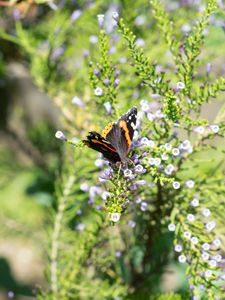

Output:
xmin=82 ymin=131 xmax=121 ymax=163
xmin=103 ymin=107 xmax=137 ymax=161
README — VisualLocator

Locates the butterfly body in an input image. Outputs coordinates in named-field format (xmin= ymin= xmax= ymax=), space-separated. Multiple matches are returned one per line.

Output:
xmin=83 ymin=107 xmax=137 ymax=164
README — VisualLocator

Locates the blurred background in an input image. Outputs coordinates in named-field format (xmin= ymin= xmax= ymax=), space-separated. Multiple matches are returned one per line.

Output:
xmin=0 ymin=1 xmax=224 ymax=299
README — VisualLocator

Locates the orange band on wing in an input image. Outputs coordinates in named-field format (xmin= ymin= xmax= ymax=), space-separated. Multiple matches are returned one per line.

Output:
xmin=119 ymin=120 xmax=132 ymax=149
xmin=91 ymin=139 xmax=117 ymax=152
xmin=102 ymin=123 xmax=113 ymax=139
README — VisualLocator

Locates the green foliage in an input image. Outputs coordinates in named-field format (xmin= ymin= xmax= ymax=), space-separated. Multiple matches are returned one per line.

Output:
xmin=0 ymin=0 xmax=225 ymax=300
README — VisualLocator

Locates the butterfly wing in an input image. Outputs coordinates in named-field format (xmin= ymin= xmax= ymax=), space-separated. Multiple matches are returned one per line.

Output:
xmin=102 ymin=107 xmax=137 ymax=161
xmin=82 ymin=131 xmax=121 ymax=163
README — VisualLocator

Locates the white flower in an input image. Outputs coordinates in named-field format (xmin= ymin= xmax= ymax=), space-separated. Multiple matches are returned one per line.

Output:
xmin=187 ymin=214 xmax=195 ymax=222
xmin=185 ymin=180 xmax=195 ymax=188
xmin=140 ymin=201 xmax=148 ymax=211
xmin=204 ymin=270 xmax=212 ymax=278
xmin=161 ymin=153 xmax=169 ymax=161
xmin=205 ymin=221 xmax=216 ymax=231
xmin=194 ymin=126 xmax=205 ymax=134
xmin=168 ymin=223 xmax=176 ymax=231
xmin=178 ymin=254 xmax=187 ymax=263
xmin=76 ymin=223 xmax=86 ymax=231
xmin=147 ymin=112 xmax=154 ymax=121
xmin=202 ymin=243 xmax=210 ymax=251
xmin=71 ymin=96 xmax=84 ymax=107
xmin=71 ymin=137 xmax=78 ymax=144
xmin=70 ymin=9 xmax=82 ymax=22
xmin=104 ymin=102 xmax=112 ymax=113
xmin=214 ymin=254 xmax=222 ymax=262
xmin=164 ymin=143 xmax=172 ymax=151
xmin=176 ymin=82 xmax=185 ymax=90
xmin=201 ymin=208 xmax=211 ymax=217
xmin=175 ymin=244 xmax=183 ymax=252
xmin=134 ymin=15 xmax=146 ymax=26
xmin=94 ymin=87 xmax=103 ymax=96
xmin=141 ymin=137 xmax=149 ymax=145
xmin=172 ymin=181 xmax=180 ymax=189
xmin=209 ymin=125 xmax=219 ymax=133
xmin=191 ymin=236 xmax=198 ymax=245
xmin=136 ymin=38 xmax=145 ymax=47
xmin=89 ymin=35 xmax=98 ymax=44
xmin=212 ymin=239 xmax=221 ymax=247
xmin=208 ymin=259 xmax=217 ymax=268
xmin=181 ymin=24 xmax=191 ymax=33
xmin=80 ymin=182 xmax=89 ymax=192
xmin=148 ymin=158 xmax=155 ymax=166
xmin=124 ymin=169 xmax=133 ymax=178
xmin=201 ymin=252 xmax=209 ymax=261
xmin=179 ymin=140 xmax=192 ymax=151
xmin=128 ymin=220 xmax=136 ymax=228
xmin=147 ymin=140 xmax=155 ymax=147
xmin=154 ymin=158 xmax=161 ymax=166
xmin=190 ymin=199 xmax=199 ymax=207
xmin=97 ymin=14 xmax=104 ymax=29
xmin=184 ymin=231 xmax=191 ymax=239
xmin=55 ymin=130 xmax=67 ymax=141
xmin=165 ymin=164 xmax=174 ymax=175
xmin=134 ymin=164 xmax=144 ymax=174
xmin=95 ymin=158 xmax=104 ymax=168
xmin=110 ymin=213 xmax=120 ymax=222
xmin=172 ymin=148 xmax=180 ymax=156
xmin=101 ymin=191 xmax=111 ymax=200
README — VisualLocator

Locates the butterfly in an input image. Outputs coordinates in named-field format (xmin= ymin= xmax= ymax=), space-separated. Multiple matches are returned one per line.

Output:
xmin=83 ymin=107 xmax=137 ymax=164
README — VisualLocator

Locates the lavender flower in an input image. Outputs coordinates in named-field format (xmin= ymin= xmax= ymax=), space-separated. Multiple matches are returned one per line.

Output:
xmin=70 ymin=9 xmax=82 ymax=22
xmin=103 ymin=102 xmax=112 ymax=114
xmin=94 ymin=87 xmax=103 ymax=96
xmin=206 ymin=62 xmax=212 ymax=75
xmin=114 ymin=78 xmax=120 ymax=87
xmin=97 ymin=14 xmax=104 ymax=29
xmin=128 ymin=220 xmax=136 ymax=228
xmin=140 ymin=201 xmax=148 ymax=211
xmin=51 ymin=46 xmax=64 ymax=60
xmin=104 ymin=78 xmax=110 ymax=85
